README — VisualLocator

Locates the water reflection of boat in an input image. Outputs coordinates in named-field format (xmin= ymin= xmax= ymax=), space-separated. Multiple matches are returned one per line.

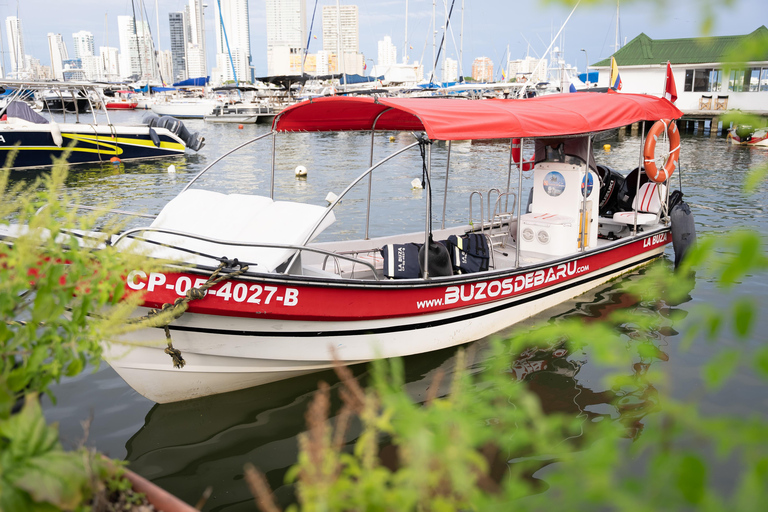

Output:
xmin=123 ymin=276 xmax=678 ymax=509
xmin=124 ymin=348 xmax=457 ymax=508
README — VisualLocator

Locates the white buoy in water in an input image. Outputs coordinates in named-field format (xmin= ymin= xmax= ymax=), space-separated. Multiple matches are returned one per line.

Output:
xmin=295 ymin=165 xmax=307 ymax=177
xmin=167 ymin=164 xmax=176 ymax=173
xmin=325 ymin=191 xmax=339 ymax=204
xmin=411 ymin=178 xmax=423 ymax=189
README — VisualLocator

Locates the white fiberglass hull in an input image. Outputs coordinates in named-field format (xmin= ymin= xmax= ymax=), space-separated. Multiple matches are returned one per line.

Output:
xmin=105 ymin=243 xmax=665 ymax=403
xmin=151 ymin=100 xmax=219 ymax=118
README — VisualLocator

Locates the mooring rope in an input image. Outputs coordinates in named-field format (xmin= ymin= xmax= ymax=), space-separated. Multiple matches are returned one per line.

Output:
xmin=130 ymin=257 xmax=249 ymax=369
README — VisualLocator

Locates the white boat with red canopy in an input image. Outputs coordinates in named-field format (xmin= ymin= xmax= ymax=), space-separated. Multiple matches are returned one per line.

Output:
xmin=99 ymin=92 xmax=691 ymax=403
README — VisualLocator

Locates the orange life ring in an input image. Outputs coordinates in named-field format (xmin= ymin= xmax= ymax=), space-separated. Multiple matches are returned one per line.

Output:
xmin=643 ymin=119 xmax=680 ymax=183
xmin=511 ymin=138 xmax=534 ymax=171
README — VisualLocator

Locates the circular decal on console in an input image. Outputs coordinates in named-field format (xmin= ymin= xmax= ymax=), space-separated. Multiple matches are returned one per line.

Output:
xmin=543 ymin=171 xmax=566 ymax=197
xmin=581 ymin=173 xmax=594 ymax=197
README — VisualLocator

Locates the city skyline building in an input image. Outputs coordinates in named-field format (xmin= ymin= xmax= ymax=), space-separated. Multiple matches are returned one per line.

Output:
xmin=472 ymin=56 xmax=493 ymax=81
xmin=117 ymin=15 xmax=156 ymax=81
xmin=72 ymin=30 xmax=94 ymax=59
xmin=322 ymin=4 xmax=363 ymax=75
xmin=169 ymin=11 xmax=188 ymax=83
xmin=6 ymin=16 xmax=25 ymax=77
xmin=442 ymin=57 xmax=458 ymax=82
xmin=47 ymin=32 xmax=68 ymax=80
xmin=507 ymin=56 xmax=548 ymax=84
xmin=213 ymin=0 xmax=252 ymax=84
xmin=157 ymin=50 xmax=173 ymax=85
xmin=265 ymin=0 xmax=306 ymax=76
xmin=186 ymin=0 xmax=208 ymax=78
xmin=99 ymin=46 xmax=120 ymax=81
xmin=62 ymin=58 xmax=86 ymax=81
xmin=377 ymin=35 xmax=396 ymax=67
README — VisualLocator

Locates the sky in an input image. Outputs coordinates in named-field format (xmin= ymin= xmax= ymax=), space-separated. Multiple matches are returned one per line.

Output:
xmin=0 ymin=0 xmax=763 ymax=80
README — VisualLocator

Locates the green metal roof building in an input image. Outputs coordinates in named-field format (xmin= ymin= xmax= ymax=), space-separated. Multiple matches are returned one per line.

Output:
xmin=591 ymin=26 xmax=768 ymax=115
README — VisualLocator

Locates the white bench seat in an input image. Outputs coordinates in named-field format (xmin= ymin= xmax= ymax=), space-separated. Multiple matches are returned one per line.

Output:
xmin=139 ymin=189 xmax=336 ymax=271
xmin=612 ymin=183 xmax=666 ymax=226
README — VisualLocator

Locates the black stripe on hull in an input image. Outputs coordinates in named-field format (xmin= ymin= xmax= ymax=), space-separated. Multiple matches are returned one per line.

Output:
xmin=161 ymin=253 xmax=660 ymax=339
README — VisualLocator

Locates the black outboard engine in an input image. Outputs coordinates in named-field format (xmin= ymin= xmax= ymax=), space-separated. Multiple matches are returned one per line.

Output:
xmin=669 ymin=190 xmax=696 ymax=268
xmin=142 ymin=113 xmax=205 ymax=152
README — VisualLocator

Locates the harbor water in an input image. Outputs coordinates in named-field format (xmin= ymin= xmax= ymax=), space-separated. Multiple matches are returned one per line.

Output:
xmin=13 ymin=110 xmax=766 ymax=510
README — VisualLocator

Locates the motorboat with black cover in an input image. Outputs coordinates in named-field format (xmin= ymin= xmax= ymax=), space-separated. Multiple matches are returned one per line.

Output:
xmin=0 ymin=80 xmax=204 ymax=170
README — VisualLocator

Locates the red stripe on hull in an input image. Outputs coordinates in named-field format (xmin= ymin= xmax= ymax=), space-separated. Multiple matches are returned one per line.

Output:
xmin=125 ymin=231 xmax=670 ymax=322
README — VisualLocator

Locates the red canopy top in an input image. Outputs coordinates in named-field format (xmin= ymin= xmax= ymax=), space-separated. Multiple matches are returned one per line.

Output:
xmin=273 ymin=92 xmax=683 ymax=141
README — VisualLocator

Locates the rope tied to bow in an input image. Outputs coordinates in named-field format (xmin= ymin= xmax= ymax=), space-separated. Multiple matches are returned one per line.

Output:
xmin=132 ymin=257 xmax=249 ymax=369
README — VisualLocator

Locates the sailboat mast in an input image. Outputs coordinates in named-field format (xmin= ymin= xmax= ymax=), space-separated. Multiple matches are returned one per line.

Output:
xmin=442 ymin=0 xmax=448 ymax=81
xmin=403 ymin=0 xmax=408 ymax=64
xmin=155 ymin=0 xmax=161 ymax=53
xmin=217 ymin=0 xmax=238 ymax=85
xmin=432 ymin=0 xmax=436 ymax=80
xmin=615 ymin=0 xmax=620 ymax=53
xmin=459 ymin=0 xmax=464 ymax=81
xmin=336 ymin=0 xmax=345 ymax=85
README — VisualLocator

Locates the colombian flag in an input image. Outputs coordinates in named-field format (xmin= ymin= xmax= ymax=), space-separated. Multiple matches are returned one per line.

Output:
xmin=610 ymin=56 xmax=622 ymax=90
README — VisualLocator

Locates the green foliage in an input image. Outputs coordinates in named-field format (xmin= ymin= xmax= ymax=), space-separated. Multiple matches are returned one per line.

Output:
xmin=0 ymin=394 xmax=115 ymax=511
xmin=0 ymin=163 xmax=148 ymax=410
xmin=1 ymin=160 xmax=152 ymax=510
xmin=269 ymin=223 xmax=767 ymax=512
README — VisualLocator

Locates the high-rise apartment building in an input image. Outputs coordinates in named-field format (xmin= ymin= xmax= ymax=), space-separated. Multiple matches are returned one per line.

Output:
xmin=100 ymin=46 xmax=120 ymax=80
xmin=47 ymin=33 xmax=69 ymax=80
xmin=72 ymin=30 xmax=95 ymax=59
xmin=322 ymin=4 xmax=362 ymax=75
xmin=117 ymin=16 xmax=156 ymax=80
xmin=507 ymin=56 xmax=547 ymax=84
xmin=322 ymin=5 xmax=358 ymax=55
xmin=6 ymin=16 xmax=25 ymax=76
xmin=472 ymin=56 xmax=493 ymax=82
xmin=186 ymin=0 xmax=208 ymax=78
xmin=377 ymin=36 xmax=396 ymax=68
xmin=265 ymin=0 xmax=306 ymax=76
xmin=442 ymin=57 xmax=458 ymax=82
xmin=213 ymin=0 xmax=252 ymax=84
xmin=169 ymin=12 xmax=188 ymax=82
xmin=157 ymin=50 xmax=174 ymax=85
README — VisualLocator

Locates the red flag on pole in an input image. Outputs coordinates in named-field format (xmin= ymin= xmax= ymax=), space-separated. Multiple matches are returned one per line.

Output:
xmin=664 ymin=61 xmax=678 ymax=103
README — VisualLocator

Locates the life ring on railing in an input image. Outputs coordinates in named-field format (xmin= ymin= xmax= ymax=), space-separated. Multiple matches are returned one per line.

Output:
xmin=643 ymin=119 xmax=680 ymax=183
xmin=511 ymin=138 xmax=535 ymax=171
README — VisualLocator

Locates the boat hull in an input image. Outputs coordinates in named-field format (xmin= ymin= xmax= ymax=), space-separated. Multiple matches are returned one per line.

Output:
xmin=106 ymin=102 xmax=138 ymax=110
xmin=105 ymin=229 xmax=671 ymax=403
xmin=0 ymin=124 xmax=186 ymax=169
xmin=204 ymin=114 xmax=260 ymax=123
xmin=151 ymin=101 xmax=218 ymax=118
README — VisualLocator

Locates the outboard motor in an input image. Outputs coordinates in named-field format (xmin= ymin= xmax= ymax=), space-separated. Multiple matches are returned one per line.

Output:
xmin=669 ymin=190 xmax=696 ymax=268
xmin=142 ymin=113 xmax=205 ymax=152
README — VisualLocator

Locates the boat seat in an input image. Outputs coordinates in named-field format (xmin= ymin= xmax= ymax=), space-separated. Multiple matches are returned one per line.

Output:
xmin=612 ymin=183 xmax=666 ymax=226
xmin=139 ymin=189 xmax=335 ymax=271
